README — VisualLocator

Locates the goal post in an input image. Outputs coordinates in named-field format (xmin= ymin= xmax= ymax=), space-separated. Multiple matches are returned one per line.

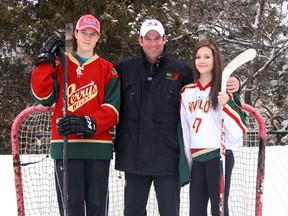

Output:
xmin=227 ymin=103 xmax=266 ymax=216
xmin=11 ymin=105 xmax=55 ymax=216
xmin=242 ymin=103 xmax=266 ymax=216
xmin=11 ymin=103 xmax=266 ymax=216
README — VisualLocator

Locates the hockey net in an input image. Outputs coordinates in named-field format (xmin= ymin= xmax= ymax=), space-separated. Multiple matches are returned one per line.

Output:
xmin=11 ymin=103 xmax=266 ymax=216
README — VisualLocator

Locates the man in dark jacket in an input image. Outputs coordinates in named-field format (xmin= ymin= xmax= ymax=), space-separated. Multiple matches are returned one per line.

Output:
xmin=114 ymin=19 xmax=239 ymax=216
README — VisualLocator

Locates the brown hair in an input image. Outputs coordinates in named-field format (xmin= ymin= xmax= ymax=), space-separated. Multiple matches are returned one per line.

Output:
xmin=192 ymin=38 xmax=224 ymax=110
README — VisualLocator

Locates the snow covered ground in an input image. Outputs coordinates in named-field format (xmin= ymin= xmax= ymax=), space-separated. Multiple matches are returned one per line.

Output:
xmin=0 ymin=154 xmax=17 ymax=215
xmin=1 ymin=145 xmax=288 ymax=215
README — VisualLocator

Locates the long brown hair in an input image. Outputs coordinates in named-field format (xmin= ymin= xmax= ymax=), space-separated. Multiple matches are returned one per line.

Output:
xmin=192 ymin=38 xmax=224 ymax=110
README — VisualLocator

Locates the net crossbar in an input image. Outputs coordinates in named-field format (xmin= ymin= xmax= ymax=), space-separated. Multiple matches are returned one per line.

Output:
xmin=11 ymin=104 xmax=265 ymax=216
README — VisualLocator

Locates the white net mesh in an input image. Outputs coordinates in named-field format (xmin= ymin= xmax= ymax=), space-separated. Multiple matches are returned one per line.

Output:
xmin=11 ymin=105 xmax=264 ymax=216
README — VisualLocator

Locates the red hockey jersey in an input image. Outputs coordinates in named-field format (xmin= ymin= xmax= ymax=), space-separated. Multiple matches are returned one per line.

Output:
xmin=30 ymin=53 xmax=120 ymax=160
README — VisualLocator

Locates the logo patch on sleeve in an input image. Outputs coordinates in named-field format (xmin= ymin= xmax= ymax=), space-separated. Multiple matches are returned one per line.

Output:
xmin=111 ymin=68 xmax=118 ymax=75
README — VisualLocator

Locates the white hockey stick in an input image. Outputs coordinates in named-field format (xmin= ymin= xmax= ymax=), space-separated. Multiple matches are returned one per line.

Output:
xmin=219 ymin=48 xmax=257 ymax=216
xmin=221 ymin=49 xmax=257 ymax=92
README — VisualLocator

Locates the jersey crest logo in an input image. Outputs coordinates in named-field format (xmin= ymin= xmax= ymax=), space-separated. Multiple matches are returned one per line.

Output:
xmin=189 ymin=99 xmax=211 ymax=113
xmin=67 ymin=81 xmax=98 ymax=112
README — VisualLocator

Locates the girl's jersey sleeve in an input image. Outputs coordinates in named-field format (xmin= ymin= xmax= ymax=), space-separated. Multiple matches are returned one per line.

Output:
xmin=222 ymin=93 xmax=247 ymax=150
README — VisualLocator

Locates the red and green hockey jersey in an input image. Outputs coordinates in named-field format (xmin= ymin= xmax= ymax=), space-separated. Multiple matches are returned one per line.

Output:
xmin=30 ymin=53 xmax=120 ymax=160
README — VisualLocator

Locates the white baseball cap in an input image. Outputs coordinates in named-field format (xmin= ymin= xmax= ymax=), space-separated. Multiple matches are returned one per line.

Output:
xmin=140 ymin=19 xmax=165 ymax=37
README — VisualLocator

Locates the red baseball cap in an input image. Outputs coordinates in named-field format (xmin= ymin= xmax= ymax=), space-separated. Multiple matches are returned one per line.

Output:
xmin=76 ymin=14 xmax=100 ymax=33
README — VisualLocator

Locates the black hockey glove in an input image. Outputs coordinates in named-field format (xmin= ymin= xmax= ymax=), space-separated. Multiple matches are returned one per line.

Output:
xmin=57 ymin=115 xmax=96 ymax=138
xmin=35 ymin=35 xmax=64 ymax=67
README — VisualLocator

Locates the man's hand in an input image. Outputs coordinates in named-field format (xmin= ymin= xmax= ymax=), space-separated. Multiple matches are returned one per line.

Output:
xmin=57 ymin=115 xmax=96 ymax=138
xmin=226 ymin=77 xmax=240 ymax=93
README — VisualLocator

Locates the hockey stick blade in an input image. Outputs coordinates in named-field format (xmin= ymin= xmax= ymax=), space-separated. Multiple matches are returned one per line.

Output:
xmin=221 ymin=49 xmax=256 ymax=92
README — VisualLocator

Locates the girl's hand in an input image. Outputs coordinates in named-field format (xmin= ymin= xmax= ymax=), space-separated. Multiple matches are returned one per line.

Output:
xmin=218 ymin=92 xmax=230 ymax=105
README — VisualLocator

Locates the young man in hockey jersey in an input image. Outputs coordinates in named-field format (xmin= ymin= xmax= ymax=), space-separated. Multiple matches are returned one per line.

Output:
xmin=180 ymin=38 xmax=247 ymax=216
xmin=113 ymin=19 xmax=241 ymax=216
xmin=30 ymin=14 xmax=120 ymax=216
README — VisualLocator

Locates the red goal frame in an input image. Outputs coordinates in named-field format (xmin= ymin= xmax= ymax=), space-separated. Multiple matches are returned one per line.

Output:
xmin=11 ymin=103 xmax=266 ymax=216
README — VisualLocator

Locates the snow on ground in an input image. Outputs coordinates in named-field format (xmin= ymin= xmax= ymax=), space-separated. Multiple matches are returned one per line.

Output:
xmin=1 ymin=146 xmax=288 ymax=215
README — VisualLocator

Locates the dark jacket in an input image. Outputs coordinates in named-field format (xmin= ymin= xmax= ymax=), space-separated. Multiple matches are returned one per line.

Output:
xmin=114 ymin=46 xmax=193 ymax=178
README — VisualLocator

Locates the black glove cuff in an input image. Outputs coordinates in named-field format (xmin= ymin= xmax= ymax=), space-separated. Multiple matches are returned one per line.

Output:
xmin=35 ymin=52 xmax=56 ymax=67
xmin=82 ymin=116 xmax=97 ymax=138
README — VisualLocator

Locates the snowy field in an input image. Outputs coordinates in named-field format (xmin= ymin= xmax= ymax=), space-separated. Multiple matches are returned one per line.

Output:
xmin=1 ymin=145 xmax=288 ymax=215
